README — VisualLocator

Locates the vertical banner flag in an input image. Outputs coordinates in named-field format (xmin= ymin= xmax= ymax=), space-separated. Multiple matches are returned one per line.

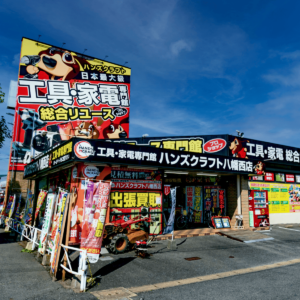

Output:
xmin=194 ymin=186 xmax=203 ymax=223
xmin=38 ymin=193 xmax=56 ymax=255
xmin=22 ymin=190 xmax=34 ymax=224
xmin=6 ymin=195 xmax=16 ymax=218
xmin=11 ymin=37 xmax=131 ymax=171
xmin=163 ymin=187 xmax=177 ymax=234
xmin=81 ymin=182 xmax=111 ymax=263
xmin=34 ymin=190 xmax=48 ymax=220
xmin=50 ymin=192 xmax=68 ymax=273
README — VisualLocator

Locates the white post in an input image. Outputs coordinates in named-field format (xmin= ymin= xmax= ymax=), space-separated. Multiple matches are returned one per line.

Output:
xmin=32 ymin=228 xmax=37 ymax=250
xmin=79 ymin=250 xmax=87 ymax=292
xmin=237 ymin=174 xmax=242 ymax=215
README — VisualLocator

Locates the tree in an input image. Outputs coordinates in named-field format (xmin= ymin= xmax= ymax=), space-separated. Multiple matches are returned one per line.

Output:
xmin=0 ymin=84 xmax=4 ymax=103
xmin=0 ymin=84 xmax=12 ymax=148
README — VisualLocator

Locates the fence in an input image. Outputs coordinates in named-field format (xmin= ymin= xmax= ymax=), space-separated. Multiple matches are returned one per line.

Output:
xmin=60 ymin=244 xmax=88 ymax=292
xmin=1 ymin=217 xmax=88 ymax=292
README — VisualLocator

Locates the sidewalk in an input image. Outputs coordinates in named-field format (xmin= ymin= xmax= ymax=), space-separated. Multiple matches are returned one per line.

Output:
xmin=0 ymin=229 xmax=96 ymax=300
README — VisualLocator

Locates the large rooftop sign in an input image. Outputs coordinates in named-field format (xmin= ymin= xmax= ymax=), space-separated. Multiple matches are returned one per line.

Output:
xmin=11 ymin=37 xmax=131 ymax=171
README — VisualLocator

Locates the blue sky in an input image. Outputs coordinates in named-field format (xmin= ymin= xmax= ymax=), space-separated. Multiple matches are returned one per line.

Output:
xmin=1 ymin=0 xmax=300 ymax=173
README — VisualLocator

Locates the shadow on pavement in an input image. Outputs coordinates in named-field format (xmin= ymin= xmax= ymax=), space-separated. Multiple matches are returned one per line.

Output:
xmin=94 ymin=257 xmax=136 ymax=278
xmin=0 ymin=230 xmax=19 ymax=244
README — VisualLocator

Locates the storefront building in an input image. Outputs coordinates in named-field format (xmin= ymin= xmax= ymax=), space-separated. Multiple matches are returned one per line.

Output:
xmin=23 ymin=135 xmax=300 ymax=237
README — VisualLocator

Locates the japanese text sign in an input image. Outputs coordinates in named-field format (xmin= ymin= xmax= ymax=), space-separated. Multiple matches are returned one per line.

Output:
xmin=11 ymin=37 xmax=131 ymax=171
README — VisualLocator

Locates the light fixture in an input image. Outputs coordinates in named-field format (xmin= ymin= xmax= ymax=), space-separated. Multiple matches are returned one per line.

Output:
xmin=132 ymin=166 xmax=157 ymax=170
xmin=197 ymin=173 xmax=218 ymax=176
xmin=165 ymin=171 xmax=189 ymax=175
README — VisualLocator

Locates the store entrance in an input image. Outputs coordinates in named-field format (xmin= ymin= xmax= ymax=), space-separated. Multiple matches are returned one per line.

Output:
xmin=163 ymin=172 xmax=228 ymax=229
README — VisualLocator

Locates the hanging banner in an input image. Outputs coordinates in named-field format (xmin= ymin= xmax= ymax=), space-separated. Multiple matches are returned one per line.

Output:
xmin=38 ymin=193 xmax=56 ymax=255
xmin=163 ymin=187 xmax=176 ymax=234
xmin=22 ymin=190 xmax=34 ymax=224
xmin=186 ymin=186 xmax=194 ymax=208
xmin=50 ymin=191 xmax=68 ymax=273
xmin=34 ymin=190 xmax=48 ymax=220
xmin=81 ymin=182 xmax=111 ymax=263
xmin=194 ymin=186 xmax=203 ymax=223
xmin=164 ymin=185 xmax=171 ymax=196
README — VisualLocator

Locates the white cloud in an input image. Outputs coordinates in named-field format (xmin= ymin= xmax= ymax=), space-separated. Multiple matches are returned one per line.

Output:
xmin=170 ymin=39 xmax=192 ymax=56
xmin=263 ymin=64 xmax=300 ymax=87
xmin=12 ymin=53 xmax=20 ymax=66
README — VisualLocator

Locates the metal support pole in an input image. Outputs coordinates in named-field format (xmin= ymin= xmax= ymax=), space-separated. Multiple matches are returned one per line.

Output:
xmin=237 ymin=174 xmax=241 ymax=215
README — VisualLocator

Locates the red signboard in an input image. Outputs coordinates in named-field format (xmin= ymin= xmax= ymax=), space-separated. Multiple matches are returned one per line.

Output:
xmin=10 ymin=38 xmax=131 ymax=171
xmin=286 ymin=174 xmax=295 ymax=182
xmin=203 ymin=138 xmax=226 ymax=153
xmin=264 ymin=173 xmax=274 ymax=182
xmin=164 ymin=185 xmax=170 ymax=196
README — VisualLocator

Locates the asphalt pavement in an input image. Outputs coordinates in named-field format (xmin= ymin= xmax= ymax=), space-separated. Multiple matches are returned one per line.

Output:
xmin=131 ymin=263 xmax=300 ymax=300
xmin=1 ymin=225 xmax=300 ymax=300
xmin=90 ymin=225 xmax=300 ymax=292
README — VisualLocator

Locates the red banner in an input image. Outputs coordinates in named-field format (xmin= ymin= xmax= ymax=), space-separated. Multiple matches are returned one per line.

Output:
xmin=164 ymin=185 xmax=171 ymax=196
xmin=80 ymin=182 xmax=111 ymax=263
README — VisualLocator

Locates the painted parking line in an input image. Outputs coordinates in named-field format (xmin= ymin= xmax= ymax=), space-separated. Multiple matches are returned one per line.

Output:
xmin=91 ymin=258 xmax=300 ymax=299
xmin=278 ymin=227 xmax=300 ymax=232
xmin=244 ymin=237 xmax=274 ymax=243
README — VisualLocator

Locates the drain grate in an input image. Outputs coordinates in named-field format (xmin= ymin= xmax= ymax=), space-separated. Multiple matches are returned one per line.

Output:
xmin=185 ymin=257 xmax=201 ymax=261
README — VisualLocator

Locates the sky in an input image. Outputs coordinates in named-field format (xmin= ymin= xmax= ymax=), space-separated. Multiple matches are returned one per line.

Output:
xmin=1 ymin=0 xmax=300 ymax=173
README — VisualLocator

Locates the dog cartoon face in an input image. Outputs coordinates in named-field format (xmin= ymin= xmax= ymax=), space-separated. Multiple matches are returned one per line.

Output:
xmin=74 ymin=121 xmax=100 ymax=139
xmin=24 ymin=47 xmax=88 ymax=81
xmin=229 ymin=138 xmax=240 ymax=151
xmin=102 ymin=117 xmax=129 ymax=139
xmin=256 ymin=161 xmax=264 ymax=171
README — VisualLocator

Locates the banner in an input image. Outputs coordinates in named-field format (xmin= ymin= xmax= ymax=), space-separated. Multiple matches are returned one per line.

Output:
xmin=11 ymin=37 xmax=131 ymax=171
xmin=194 ymin=186 xmax=203 ymax=223
xmin=0 ymin=195 xmax=9 ymax=216
xmin=5 ymin=195 xmax=15 ymax=218
xmin=38 ymin=193 xmax=56 ymax=255
xmin=22 ymin=190 xmax=34 ymax=224
xmin=163 ymin=187 xmax=176 ymax=234
xmin=34 ymin=190 xmax=48 ymax=220
xmin=14 ymin=195 xmax=22 ymax=221
xmin=81 ymin=182 xmax=111 ymax=263
xmin=50 ymin=191 xmax=68 ymax=273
